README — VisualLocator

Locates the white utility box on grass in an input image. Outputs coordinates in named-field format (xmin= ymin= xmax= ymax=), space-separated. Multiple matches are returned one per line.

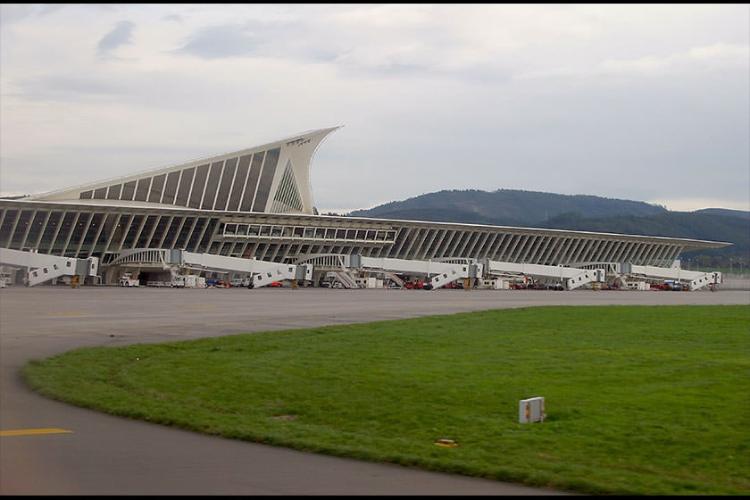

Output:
xmin=519 ymin=397 xmax=545 ymax=423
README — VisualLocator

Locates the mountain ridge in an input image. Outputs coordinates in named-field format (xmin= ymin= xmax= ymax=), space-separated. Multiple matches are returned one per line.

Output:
xmin=346 ymin=188 xmax=749 ymax=267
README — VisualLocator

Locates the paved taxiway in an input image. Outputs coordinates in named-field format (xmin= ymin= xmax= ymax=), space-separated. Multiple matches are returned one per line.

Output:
xmin=1 ymin=287 xmax=748 ymax=494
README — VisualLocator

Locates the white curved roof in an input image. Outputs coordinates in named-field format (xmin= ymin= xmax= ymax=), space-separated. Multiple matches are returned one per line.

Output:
xmin=28 ymin=127 xmax=340 ymax=216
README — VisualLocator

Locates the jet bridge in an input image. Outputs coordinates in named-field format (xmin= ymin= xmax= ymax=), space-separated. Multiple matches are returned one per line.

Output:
xmin=294 ymin=254 xmax=480 ymax=290
xmin=350 ymin=256 xmax=602 ymax=291
xmin=483 ymin=259 xmax=606 ymax=290
xmin=177 ymin=251 xmax=312 ymax=288
xmin=354 ymin=255 xmax=482 ymax=290
xmin=622 ymin=263 xmax=721 ymax=291
xmin=105 ymin=248 xmax=312 ymax=288
xmin=0 ymin=248 xmax=99 ymax=286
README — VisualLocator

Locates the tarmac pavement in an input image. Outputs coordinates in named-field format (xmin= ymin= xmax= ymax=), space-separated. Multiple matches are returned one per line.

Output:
xmin=1 ymin=286 xmax=747 ymax=495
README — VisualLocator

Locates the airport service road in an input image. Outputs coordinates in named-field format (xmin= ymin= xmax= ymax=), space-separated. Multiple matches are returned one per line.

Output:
xmin=1 ymin=288 xmax=748 ymax=495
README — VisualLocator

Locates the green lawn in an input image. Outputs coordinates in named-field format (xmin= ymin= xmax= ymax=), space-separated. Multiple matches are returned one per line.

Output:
xmin=24 ymin=305 xmax=750 ymax=495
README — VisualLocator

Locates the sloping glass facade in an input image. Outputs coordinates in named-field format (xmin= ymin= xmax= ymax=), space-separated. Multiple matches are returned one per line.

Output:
xmin=0 ymin=199 xmax=702 ymax=267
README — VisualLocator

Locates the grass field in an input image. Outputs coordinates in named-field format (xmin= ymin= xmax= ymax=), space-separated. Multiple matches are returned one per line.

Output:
xmin=24 ymin=305 xmax=750 ymax=495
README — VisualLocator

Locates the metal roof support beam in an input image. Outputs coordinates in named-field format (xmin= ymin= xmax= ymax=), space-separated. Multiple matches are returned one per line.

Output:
xmin=505 ymin=234 xmax=525 ymax=262
xmin=547 ymin=236 xmax=568 ymax=265
xmin=480 ymin=233 xmax=499 ymax=259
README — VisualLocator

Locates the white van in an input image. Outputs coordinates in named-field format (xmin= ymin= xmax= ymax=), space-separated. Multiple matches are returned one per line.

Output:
xmin=119 ymin=273 xmax=139 ymax=287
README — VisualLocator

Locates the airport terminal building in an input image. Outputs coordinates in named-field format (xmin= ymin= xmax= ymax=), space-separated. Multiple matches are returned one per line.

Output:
xmin=0 ymin=127 xmax=729 ymax=288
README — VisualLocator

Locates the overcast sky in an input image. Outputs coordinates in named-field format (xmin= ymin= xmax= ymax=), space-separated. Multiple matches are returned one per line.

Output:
xmin=1 ymin=4 xmax=748 ymax=213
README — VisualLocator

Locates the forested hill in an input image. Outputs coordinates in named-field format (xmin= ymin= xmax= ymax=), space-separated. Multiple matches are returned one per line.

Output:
xmin=693 ymin=208 xmax=750 ymax=220
xmin=347 ymin=189 xmax=749 ymax=266
xmin=349 ymin=189 xmax=667 ymax=227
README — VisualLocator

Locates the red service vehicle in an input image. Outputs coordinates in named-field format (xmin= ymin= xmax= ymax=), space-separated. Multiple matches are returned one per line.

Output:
xmin=404 ymin=279 xmax=426 ymax=289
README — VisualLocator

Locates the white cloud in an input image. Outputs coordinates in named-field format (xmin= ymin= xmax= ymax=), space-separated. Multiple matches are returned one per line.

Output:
xmin=688 ymin=42 xmax=750 ymax=62
xmin=597 ymin=42 xmax=750 ymax=76
xmin=0 ymin=4 xmax=748 ymax=212
xmin=97 ymin=20 xmax=136 ymax=57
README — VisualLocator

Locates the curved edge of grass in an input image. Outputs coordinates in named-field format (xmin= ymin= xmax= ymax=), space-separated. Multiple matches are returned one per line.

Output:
xmin=21 ymin=305 xmax=750 ymax=496
xmin=23 ymin=352 xmax=608 ymax=495
xmin=23 ymin=364 xmax=592 ymax=495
